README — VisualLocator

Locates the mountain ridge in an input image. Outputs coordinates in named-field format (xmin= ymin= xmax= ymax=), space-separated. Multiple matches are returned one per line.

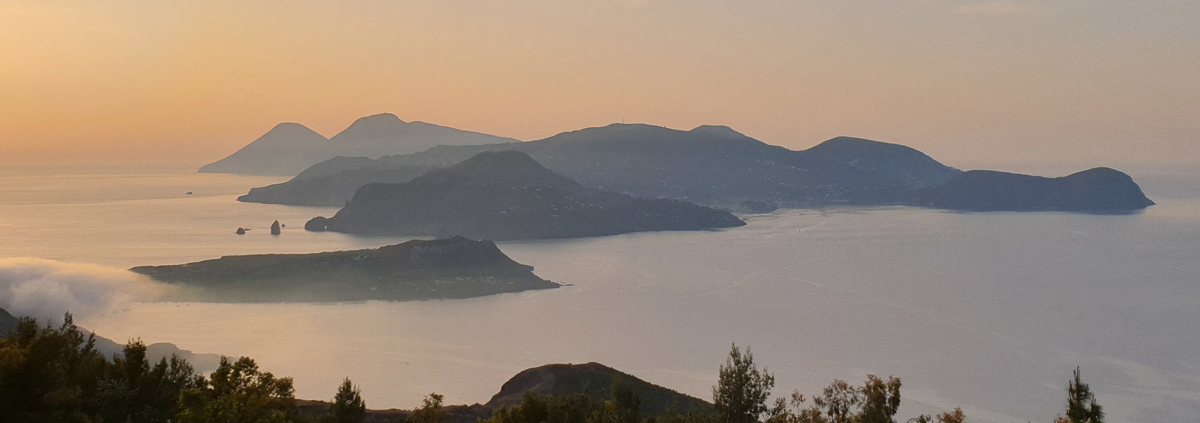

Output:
xmin=199 ymin=113 xmax=518 ymax=176
xmin=308 ymin=150 xmax=747 ymax=240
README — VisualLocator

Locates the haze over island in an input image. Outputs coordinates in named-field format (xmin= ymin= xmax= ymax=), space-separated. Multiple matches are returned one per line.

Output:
xmin=1 ymin=1 xmax=1197 ymax=172
xmin=1 ymin=2 xmax=1197 ymax=422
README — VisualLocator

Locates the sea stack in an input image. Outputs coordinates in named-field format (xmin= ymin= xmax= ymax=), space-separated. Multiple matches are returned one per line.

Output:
xmin=270 ymin=220 xmax=281 ymax=235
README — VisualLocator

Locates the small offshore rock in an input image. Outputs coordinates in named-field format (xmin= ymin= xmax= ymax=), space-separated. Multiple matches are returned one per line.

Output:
xmin=304 ymin=216 xmax=328 ymax=232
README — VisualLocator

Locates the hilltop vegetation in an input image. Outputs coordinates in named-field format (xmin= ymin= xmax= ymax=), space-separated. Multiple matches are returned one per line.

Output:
xmin=1 ymin=315 xmax=1107 ymax=423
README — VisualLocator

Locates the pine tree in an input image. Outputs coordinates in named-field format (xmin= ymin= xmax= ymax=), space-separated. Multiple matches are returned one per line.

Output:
xmin=1063 ymin=367 xmax=1104 ymax=423
xmin=330 ymin=378 xmax=366 ymax=423
xmin=713 ymin=344 xmax=775 ymax=423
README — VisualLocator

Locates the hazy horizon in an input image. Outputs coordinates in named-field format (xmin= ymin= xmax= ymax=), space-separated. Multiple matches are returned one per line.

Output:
xmin=2 ymin=1 xmax=1198 ymax=171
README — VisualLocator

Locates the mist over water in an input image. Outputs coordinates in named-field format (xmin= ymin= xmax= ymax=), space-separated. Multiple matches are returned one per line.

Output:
xmin=0 ymin=258 xmax=174 ymax=324
xmin=1 ymin=169 xmax=1198 ymax=422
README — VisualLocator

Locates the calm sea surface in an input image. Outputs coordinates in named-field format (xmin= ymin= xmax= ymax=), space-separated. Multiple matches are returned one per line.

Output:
xmin=0 ymin=168 xmax=1197 ymax=422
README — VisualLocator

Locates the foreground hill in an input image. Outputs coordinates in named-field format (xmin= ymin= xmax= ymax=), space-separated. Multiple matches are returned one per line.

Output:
xmin=920 ymin=167 xmax=1155 ymax=212
xmin=297 ymin=362 xmax=712 ymax=423
xmin=130 ymin=237 xmax=558 ymax=302
xmin=0 ymin=307 xmax=16 ymax=335
xmin=305 ymin=150 xmax=746 ymax=240
xmin=200 ymin=113 xmax=517 ymax=176
xmin=486 ymin=362 xmax=712 ymax=415
xmin=0 ymin=306 xmax=220 ymax=372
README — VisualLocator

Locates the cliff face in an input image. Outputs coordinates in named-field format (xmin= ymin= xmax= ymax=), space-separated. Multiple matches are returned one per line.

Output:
xmin=130 ymin=237 xmax=559 ymax=302
xmin=919 ymin=167 xmax=1155 ymax=212
xmin=308 ymin=150 xmax=746 ymax=240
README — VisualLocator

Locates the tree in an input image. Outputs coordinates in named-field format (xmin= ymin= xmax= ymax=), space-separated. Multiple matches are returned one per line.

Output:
xmin=176 ymin=356 xmax=297 ymax=423
xmin=1057 ymin=367 xmax=1103 ymax=423
xmin=408 ymin=392 xmax=446 ymax=423
xmin=765 ymin=375 xmax=953 ymax=423
xmin=858 ymin=375 xmax=901 ymax=423
xmin=713 ymin=343 xmax=775 ymax=423
xmin=330 ymin=378 xmax=366 ymax=423
xmin=609 ymin=378 xmax=642 ymax=423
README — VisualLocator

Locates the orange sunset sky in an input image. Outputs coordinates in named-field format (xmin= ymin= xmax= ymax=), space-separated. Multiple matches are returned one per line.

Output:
xmin=1 ymin=1 xmax=1197 ymax=171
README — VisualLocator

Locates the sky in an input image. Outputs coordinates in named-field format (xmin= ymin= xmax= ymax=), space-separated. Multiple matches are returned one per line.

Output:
xmin=1 ymin=0 xmax=1197 ymax=173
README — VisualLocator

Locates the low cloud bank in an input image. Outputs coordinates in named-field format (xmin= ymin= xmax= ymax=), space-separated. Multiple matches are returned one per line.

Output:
xmin=0 ymin=258 xmax=173 ymax=323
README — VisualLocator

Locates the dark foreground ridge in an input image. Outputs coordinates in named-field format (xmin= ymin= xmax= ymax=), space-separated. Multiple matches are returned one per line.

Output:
xmin=919 ymin=167 xmax=1155 ymax=212
xmin=0 ymin=307 xmax=18 ymax=335
xmin=0 ymin=306 xmax=220 ymax=372
xmin=130 ymin=237 xmax=559 ymax=302
xmin=305 ymin=150 xmax=746 ymax=240
xmin=486 ymin=362 xmax=712 ymax=415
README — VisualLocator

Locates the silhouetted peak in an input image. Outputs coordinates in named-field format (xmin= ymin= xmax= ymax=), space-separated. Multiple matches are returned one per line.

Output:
xmin=445 ymin=150 xmax=550 ymax=176
xmin=351 ymin=112 xmax=405 ymax=125
xmin=262 ymin=122 xmax=323 ymax=137
xmin=1067 ymin=167 xmax=1125 ymax=179
xmin=811 ymin=136 xmax=900 ymax=151
xmin=690 ymin=125 xmax=745 ymax=138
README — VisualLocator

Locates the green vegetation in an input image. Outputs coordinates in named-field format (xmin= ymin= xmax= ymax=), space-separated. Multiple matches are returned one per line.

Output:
xmin=330 ymin=378 xmax=366 ymax=423
xmin=0 ymin=315 xmax=1106 ymax=423
xmin=713 ymin=344 xmax=774 ymax=423
xmin=1053 ymin=367 xmax=1104 ymax=423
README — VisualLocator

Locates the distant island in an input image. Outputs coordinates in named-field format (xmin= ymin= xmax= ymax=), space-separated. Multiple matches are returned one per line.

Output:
xmin=199 ymin=113 xmax=517 ymax=176
xmin=130 ymin=237 xmax=559 ymax=302
xmin=919 ymin=167 xmax=1155 ymax=212
xmin=304 ymin=150 xmax=746 ymax=240
xmin=230 ymin=122 xmax=1153 ymax=213
xmin=238 ymin=123 xmax=963 ymax=210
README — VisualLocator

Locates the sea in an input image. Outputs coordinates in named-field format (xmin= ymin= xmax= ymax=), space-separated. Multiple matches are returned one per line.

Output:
xmin=0 ymin=165 xmax=1196 ymax=423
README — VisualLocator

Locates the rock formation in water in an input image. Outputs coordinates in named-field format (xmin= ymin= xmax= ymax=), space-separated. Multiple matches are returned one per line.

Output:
xmin=270 ymin=220 xmax=281 ymax=235
xmin=130 ymin=237 xmax=559 ymax=302
xmin=306 ymin=150 xmax=746 ymax=240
